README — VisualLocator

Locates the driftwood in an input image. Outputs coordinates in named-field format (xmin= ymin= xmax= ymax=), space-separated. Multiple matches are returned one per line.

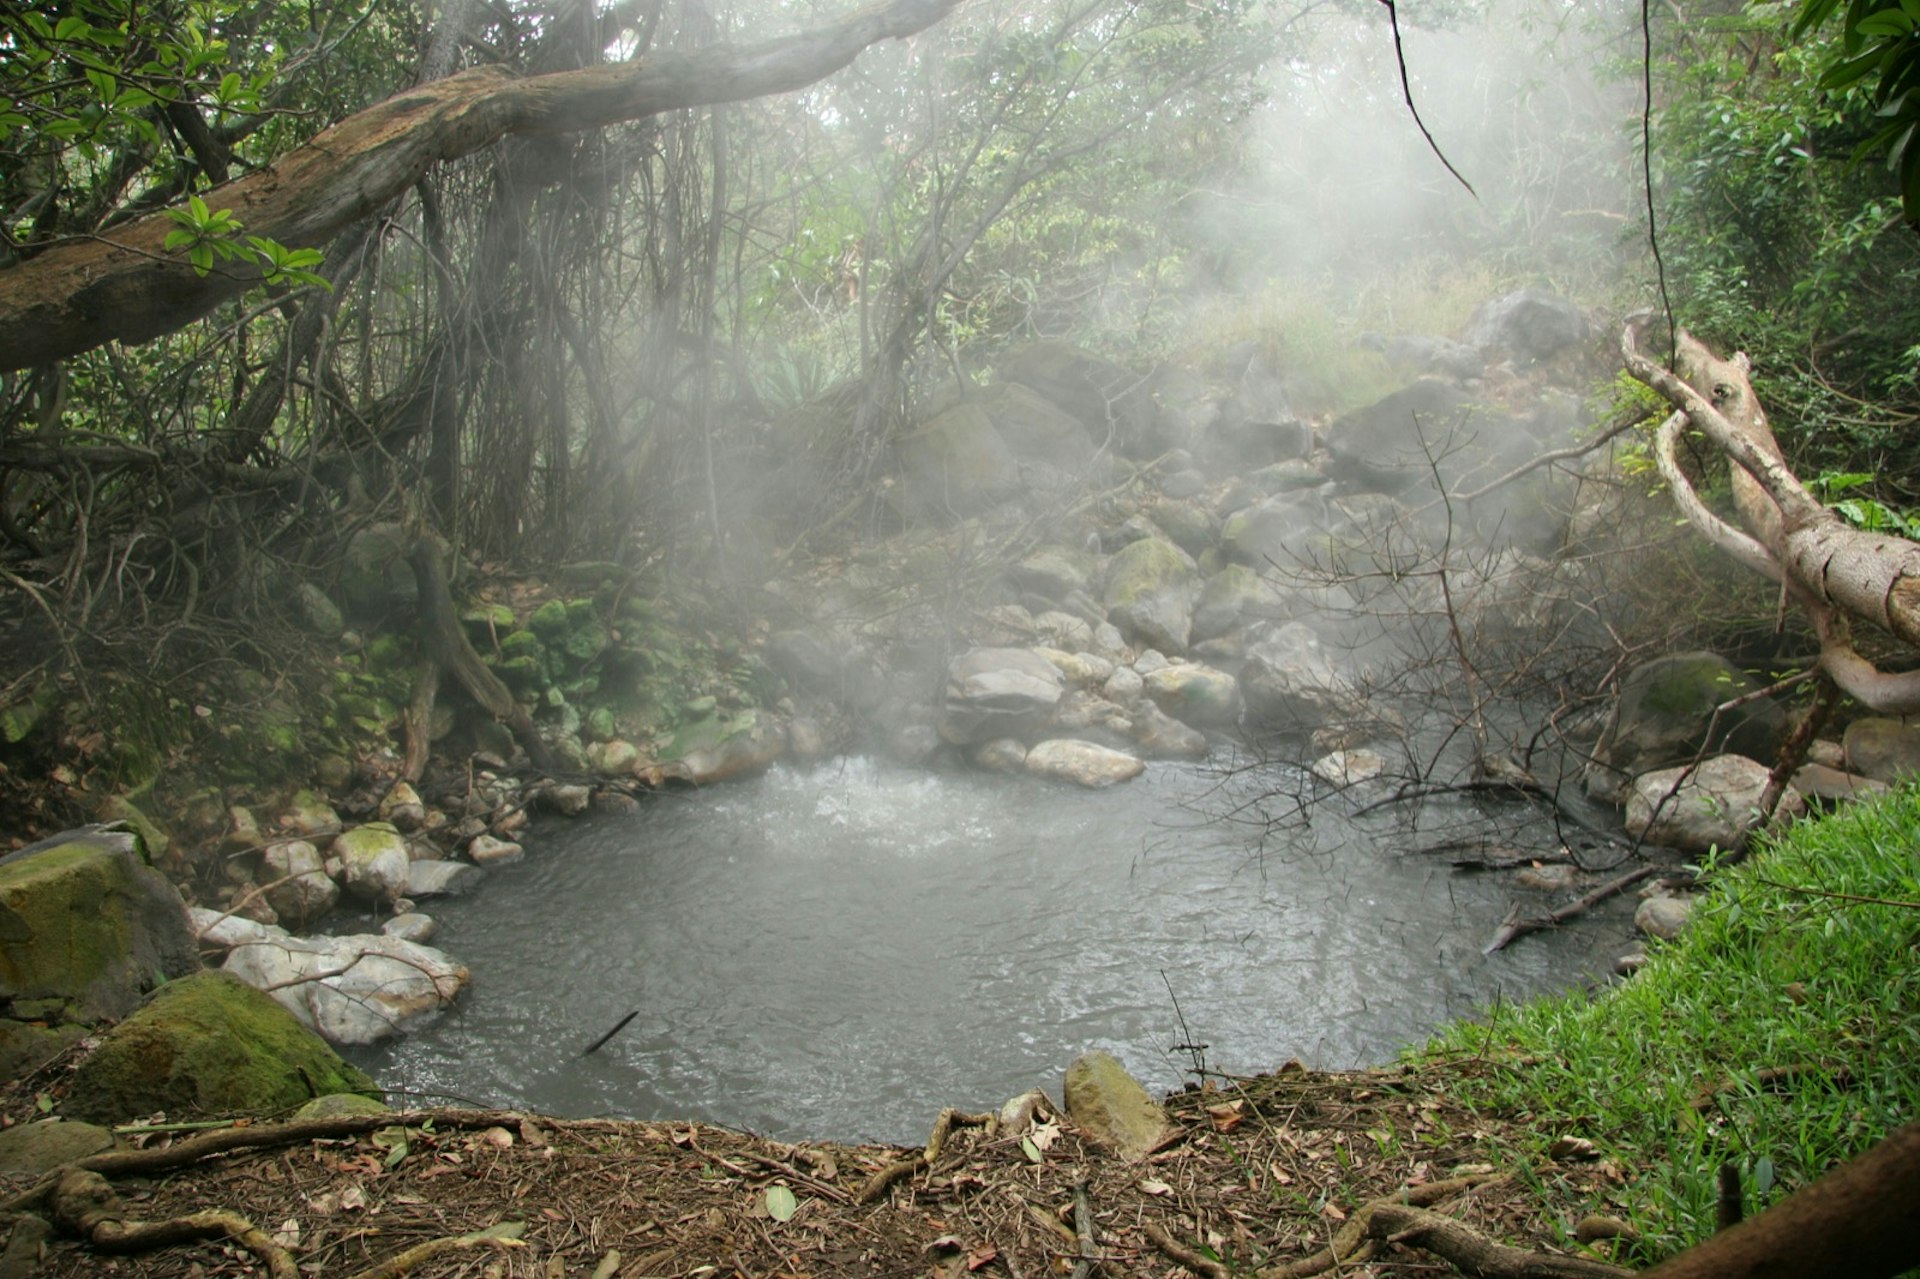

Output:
xmin=1483 ymin=864 xmax=1670 ymax=953
xmin=1368 ymin=1203 xmax=1631 ymax=1278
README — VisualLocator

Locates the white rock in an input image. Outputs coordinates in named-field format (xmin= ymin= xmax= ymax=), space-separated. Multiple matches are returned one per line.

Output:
xmin=1311 ymin=748 xmax=1385 ymax=785
xmin=467 ymin=834 xmax=525 ymax=867
xmin=260 ymin=839 xmax=339 ymax=924
xmin=406 ymin=859 xmax=485 ymax=897
xmin=188 ymin=907 xmax=289 ymax=951
xmin=330 ymin=823 xmax=412 ymax=903
xmin=223 ymin=933 xmax=468 ymax=1045
xmin=382 ymin=912 xmax=438 ymax=943
xmin=1025 ymin=739 xmax=1145 ymax=788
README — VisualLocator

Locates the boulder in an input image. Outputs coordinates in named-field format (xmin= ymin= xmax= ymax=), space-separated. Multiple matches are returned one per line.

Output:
xmin=1218 ymin=490 xmax=1330 ymax=569
xmin=467 ymin=834 xmax=525 ymax=867
xmin=660 ymin=712 xmax=787 ymax=784
xmin=1131 ymin=704 xmax=1209 ymax=760
xmin=895 ymin=402 xmax=1022 ymax=517
xmin=1064 ymin=1050 xmax=1169 ymax=1161
xmin=382 ymin=912 xmax=437 ymax=943
xmin=1789 ymin=762 xmax=1890 ymax=804
xmin=1143 ymin=663 xmax=1241 ymax=729
xmin=1841 ymin=717 xmax=1920 ymax=784
xmin=1624 ymin=754 xmax=1805 ymax=852
xmin=331 ymin=823 xmax=411 ymax=903
xmin=0 ymin=828 xmax=199 ymax=1024
xmin=997 ymin=342 xmax=1169 ymax=457
xmin=224 ymin=933 xmax=469 ymax=1045
xmin=1239 ymin=622 xmax=1370 ymax=736
xmin=0 ymin=1119 xmax=113 ymax=1177
xmin=1103 ymin=665 xmax=1145 ymax=703
xmin=1193 ymin=565 xmax=1281 ymax=642
xmin=974 ymin=381 xmax=1098 ymax=475
xmin=970 ymin=738 xmax=1029 ymax=774
xmin=1025 ymin=739 xmax=1145 ymax=788
xmin=1322 ymin=380 xmax=1474 ymax=496
xmin=65 ymin=971 xmax=377 ymax=1122
xmin=378 ymin=781 xmax=427 ymax=831
xmin=1464 ymin=287 xmax=1589 ymax=364
xmin=1103 ymin=537 xmax=1199 ymax=655
xmin=279 ymin=790 xmax=342 ymax=839
xmin=187 ymin=907 xmax=288 ymax=951
xmin=937 ymin=648 xmax=1066 ymax=745
xmin=1586 ymin=653 xmax=1786 ymax=804
xmin=260 ymin=839 xmax=338 ymax=926
xmin=1011 ymin=551 xmax=1090 ymax=602
xmin=766 ymin=629 xmax=847 ymax=697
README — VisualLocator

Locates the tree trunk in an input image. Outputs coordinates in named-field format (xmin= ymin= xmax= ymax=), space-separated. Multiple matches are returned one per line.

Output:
xmin=0 ymin=0 xmax=961 ymax=372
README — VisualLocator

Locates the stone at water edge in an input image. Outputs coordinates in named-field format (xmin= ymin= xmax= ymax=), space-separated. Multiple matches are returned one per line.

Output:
xmin=1130 ymin=704 xmax=1208 ymax=761
xmin=1624 ymin=754 xmax=1805 ymax=853
xmin=1634 ymin=894 xmax=1694 ymax=941
xmin=1025 ymin=739 xmax=1145 ymax=788
xmin=1064 ymin=1050 xmax=1170 ymax=1161
xmin=1515 ymin=864 xmax=1579 ymax=892
xmin=1143 ymin=662 xmax=1241 ymax=729
xmin=1841 ymin=717 xmax=1920 ymax=784
xmin=223 ymin=933 xmax=468 ymax=1046
xmin=1311 ymin=748 xmax=1385 ymax=785
xmin=467 ymin=834 xmax=525 ymax=867
xmin=187 ymin=906 xmax=288 ymax=951
xmin=1789 ymin=762 xmax=1890 ymax=805
xmin=1584 ymin=652 xmax=1786 ymax=805
xmin=261 ymin=838 xmax=339 ymax=925
xmin=378 ymin=781 xmax=427 ymax=831
xmin=279 ymin=789 xmax=343 ymax=838
xmin=937 ymin=647 xmax=1066 ymax=745
xmin=382 ymin=912 xmax=438 ymax=943
xmin=970 ymin=737 xmax=1029 ymax=774
xmin=331 ymin=823 xmax=412 ymax=903
xmin=65 ymin=970 xmax=377 ymax=1123
xmin=407 ymin=859 xmax=484 ymax=897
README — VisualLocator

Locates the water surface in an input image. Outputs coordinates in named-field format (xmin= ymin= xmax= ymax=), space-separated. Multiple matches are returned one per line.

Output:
xmin=356 ymin=754 xmax=1627 ymax=1143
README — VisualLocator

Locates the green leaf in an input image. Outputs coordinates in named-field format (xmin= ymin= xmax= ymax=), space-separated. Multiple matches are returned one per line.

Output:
xmin=765 ymin=1184 xmax=799 ymax=1222
xmin=54 ymin=15 xmax=91 ymax=41
xmin=190 ymin=243 xmax=213 ymax=274
xmin=1020 ymin=1136 xmax=1043 ymax=1164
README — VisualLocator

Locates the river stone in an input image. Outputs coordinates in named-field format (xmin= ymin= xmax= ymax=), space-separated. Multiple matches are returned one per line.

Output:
xmin=260 ymin=839 xmax=338 ymax=926
xmin=188 ymin=906 xmax=289 ymax=952
xmin=406 ymin=859 xmax=484 ymax=897
xmin=378 ymin=782 xmax=427 ymax=831
xmin=1516 ymin=864 xmax=1579 ymax=892
xmin=224 ymin=933 xmax=469 ymax=1046
xmin=1841 ymin=717 xmax=1920 ymax=783
xmin=1311 ymin=748 xmax=1386 ymax=785
xmin=1789 ymin=762 xmax=1890 ymax=804
xmin=660 ymin=713 xmax=787 ymax=784
xmin=467 ymin=835 xmax=524 ymax=867
xmin=538 ymin=782 xmax=593 ymax=816
xmin=280 ymin=789 xmax=343 ymax=839
xmin=1131 ymin=704 xmax=1209 ymax=760
xmin=0 ymin=828 xmax=199 ymax=1024
xmin=1064 ymin=1050 xmax=1169 ymax=1161
xmin=937 ymin=647 xmax=1066 ymax=745
xmin=1193 ymin=564 xmax=1280 ymax=642
xmin=1149 ymin=499 xmax=1218 ymax=558
xmin=587 ymin=738 xmax=643 ymax=775
xmin=977 ymin=381 xmax=1099 ymax=474
xmin=1219 ymin=490 xmax=1330 ymax=568
xmin=66 ymin=971 xmax=376 ymax=1122
xmin=1103 ymin=665 xmax=1145 ymax=703
xmin=1012 ymin=551 xmax=1089 ymax=602
xmin=971 ymin=738 xmax=1029 ymax=774
xmin=0 ymin=1119 xmax=113 ymax=1176
xmin=1634 ymin=894 xmax=1694 ymax=941
xmin=1143 ymin=663 xmax=1241 ymax=729
xmin=1025 ymin=739 xmax=1145 ymax=788
xmin=1239 ymin=621 xmax=1368 ymax=736
xmin=332 ymin=823 xmax=411 ymax=903
xmin=1034 ymin=611 xmax=1096 ymax=653
xmin=1034 ymin=646 xmax=1109 ymax=689
xmin=1103 ymin=537 xmax=1199 ymax=655
xmin=1586 ymin=652 xmax=1786 ymax=804
xmin=996 ymin=342 xmax=1167 ymax=457
xmin=382 ymin=912 xmax=437 ymax=943
xmin=1624 ymin=755 xmax=1805 ymax=852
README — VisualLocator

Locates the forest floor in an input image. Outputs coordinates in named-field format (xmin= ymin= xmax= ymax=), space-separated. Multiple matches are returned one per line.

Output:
xmin=0 ymin=1052 xmax=1642 ymax=1279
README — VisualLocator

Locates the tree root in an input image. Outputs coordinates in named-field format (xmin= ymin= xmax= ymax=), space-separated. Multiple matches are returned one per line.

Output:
xmin=855 ymin=1107 xmax=997 ymax=1205
xmin=1143 ymin=1173 xmax=1507 ymax=1279
xmin=46 ymin=1168 xmax=298 ymax=1279
xmin=1368 ymin=1203 xmax=1631 ymax=1278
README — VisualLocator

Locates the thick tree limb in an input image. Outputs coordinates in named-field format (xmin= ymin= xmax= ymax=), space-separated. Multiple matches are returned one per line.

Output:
xmin=1639 ymin=1119 xmax=1920 ymax=1279
xmin=0 ymin=0 xmax=961 ymax=371
xmin=1367 ymin=1203 xmax=1630 ymax=1278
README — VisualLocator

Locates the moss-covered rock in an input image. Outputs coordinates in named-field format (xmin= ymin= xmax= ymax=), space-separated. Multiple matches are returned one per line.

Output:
xmin=0 ymin=829 xmax=199 ymax=1023
xmin=529 ymin=599 xmax=573 ymax=637
xmin=1102 ymin=537 xmax=1199 ymax=655
xmin=1 ymin=674 xmax=58 ymax=745
xmin=65 ymin=971 xmax=377 ymax=1123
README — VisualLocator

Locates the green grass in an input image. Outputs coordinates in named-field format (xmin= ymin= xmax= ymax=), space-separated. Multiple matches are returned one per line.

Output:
xmin=1418 ymin=784 xmax=1920 ymax=1256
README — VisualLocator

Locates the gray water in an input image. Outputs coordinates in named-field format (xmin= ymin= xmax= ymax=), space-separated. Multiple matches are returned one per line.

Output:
xmin=356 ymin=754 xmax=1629 ymax=1144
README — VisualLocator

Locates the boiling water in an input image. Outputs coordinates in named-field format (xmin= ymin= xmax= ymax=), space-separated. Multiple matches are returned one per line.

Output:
xmin=355 ymin=755 xmax=1628 ymax=1143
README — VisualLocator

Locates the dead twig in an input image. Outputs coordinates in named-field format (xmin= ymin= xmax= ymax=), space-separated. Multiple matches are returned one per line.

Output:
xmin=1368 ymin=1202 xmax=1632 ymax=1278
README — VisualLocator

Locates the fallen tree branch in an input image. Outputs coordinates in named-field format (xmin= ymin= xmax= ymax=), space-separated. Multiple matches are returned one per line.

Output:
xmin=855 ymin=1107 xmax=996 ymax=1205
xmin=1367 ymin=1202 xmax=1632 ymax=1278
xmin=47 ymin=1168 xmax=298 ymax=1279
xmin=1484 ymin=864 xmax=1670 ymax=954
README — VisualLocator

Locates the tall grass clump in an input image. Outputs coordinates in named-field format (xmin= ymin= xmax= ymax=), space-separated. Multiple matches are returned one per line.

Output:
xmin=1421 ymin=785 xmax=1920 ymax=1254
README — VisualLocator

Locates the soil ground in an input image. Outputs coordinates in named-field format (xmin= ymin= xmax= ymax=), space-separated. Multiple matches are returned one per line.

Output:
xmin=1 ymin=1051 xmax=1645 ymax=1278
